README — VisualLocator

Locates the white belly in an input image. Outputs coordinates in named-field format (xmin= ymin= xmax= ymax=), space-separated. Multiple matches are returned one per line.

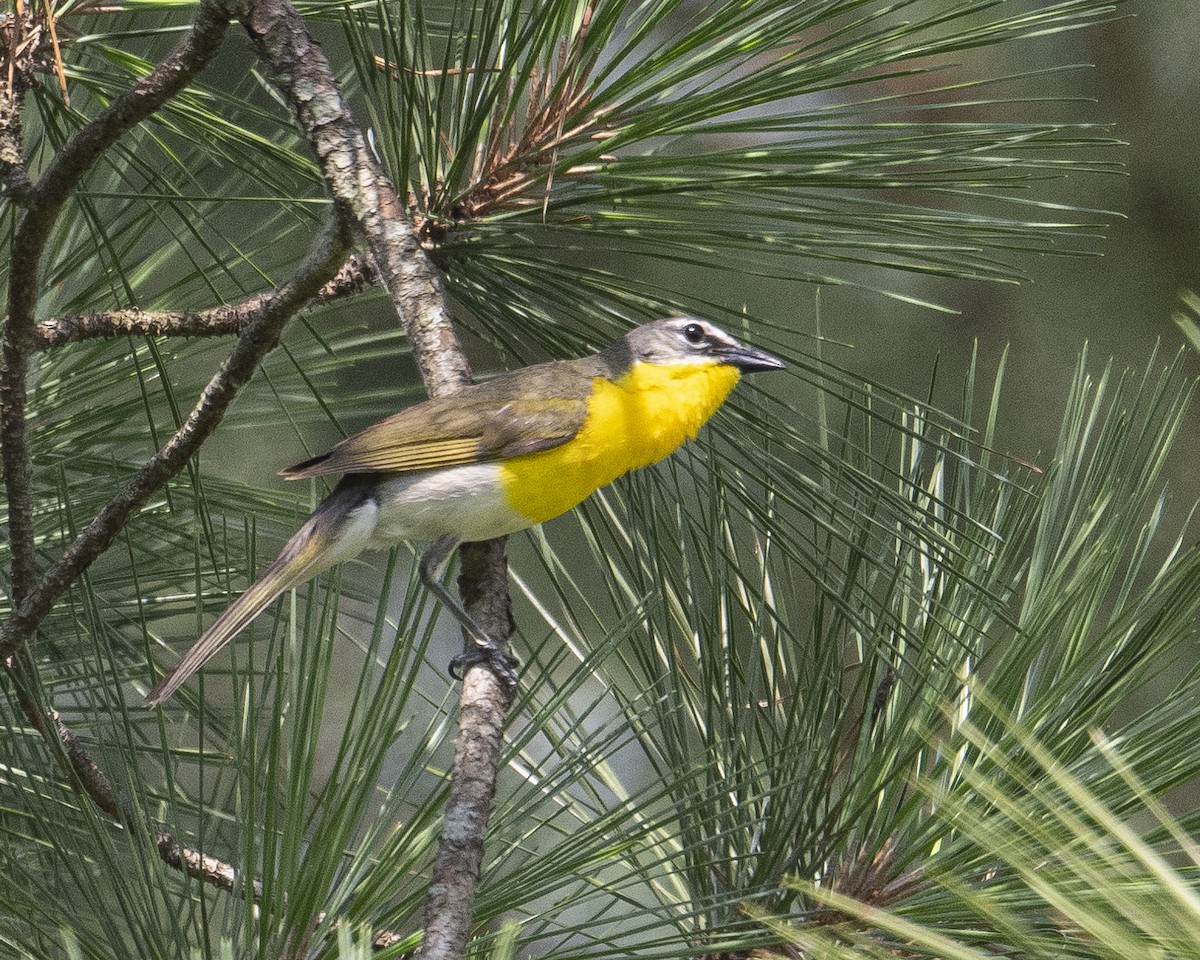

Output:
xmin=362 ymin=463 xmax=533 ymax=547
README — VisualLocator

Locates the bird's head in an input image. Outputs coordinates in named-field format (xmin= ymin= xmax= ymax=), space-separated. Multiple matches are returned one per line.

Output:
xmin=619 ymin=317 xmax=786 ymax=373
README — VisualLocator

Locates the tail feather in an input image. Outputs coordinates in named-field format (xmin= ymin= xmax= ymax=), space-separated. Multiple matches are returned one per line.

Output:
xmin=279 ymin=450 xmax=331 ymax=480
xmin=142 ymin=494 xmax=360 ymax=706
xmin=144 ymin=563 xmax=294 ymax=705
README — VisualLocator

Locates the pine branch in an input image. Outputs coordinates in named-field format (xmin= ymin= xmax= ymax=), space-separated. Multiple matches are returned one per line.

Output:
xmin=0 ymin=208 xmax=349 ymax=930
xmin=2 ymin=0 xmax=234 ymax=607
xmin=239 ymin=3 xmax=518 ymax=953
xmin=0 ymin=0 xmax=328 ymax=921
xmin=34 ymin=305 xmax=270 ymax=348
xmin=32 ymin=254 xmax=380 ymax=349
xmin=241 ymin=0 xmax=471 ymax=398
xmin=0 ymin=213 xmax=351 ymax=658
xmin=418 ymin=539 xmax=516 ymax=960
xmin=3 ymin=0 xmax=515 ymax=949
xmin=3 ymin=648 xmax=260 ymax=898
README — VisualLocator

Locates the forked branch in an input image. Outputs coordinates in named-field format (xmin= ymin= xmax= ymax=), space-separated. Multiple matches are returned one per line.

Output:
xmin=1 ymin=0 xmax=516 ymax=953
xmin=238 ymin=4 xmax=518 ymax=956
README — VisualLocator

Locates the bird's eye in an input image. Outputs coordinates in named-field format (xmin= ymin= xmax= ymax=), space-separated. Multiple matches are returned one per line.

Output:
xmin=683 ymin=322 xmax=705 ymax=345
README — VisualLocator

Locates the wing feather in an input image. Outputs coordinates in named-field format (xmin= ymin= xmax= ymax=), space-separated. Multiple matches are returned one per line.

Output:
xmin=280 ymin=358 xmax=604 ymax=480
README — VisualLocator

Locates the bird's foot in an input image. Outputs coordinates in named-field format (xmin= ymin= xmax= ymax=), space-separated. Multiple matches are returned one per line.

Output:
xmin=449 ymin=643 xmax=520 ymax=695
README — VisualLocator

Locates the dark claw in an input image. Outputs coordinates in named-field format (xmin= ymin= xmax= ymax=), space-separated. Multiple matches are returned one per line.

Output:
xmin=448 ymin=645 xmax=520 ymax=693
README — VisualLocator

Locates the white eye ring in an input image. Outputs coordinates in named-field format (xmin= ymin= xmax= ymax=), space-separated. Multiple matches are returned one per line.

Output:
xmin=683 ymin=322 xmax=705 ymax=345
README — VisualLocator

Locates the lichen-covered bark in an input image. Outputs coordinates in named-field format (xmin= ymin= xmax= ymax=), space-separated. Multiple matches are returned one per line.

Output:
xmin=416 ymin=539 xmax=516 ymax=960
xmin=2 ymin=1 xmax=516 ymax=951
xmin=3 ymin=0 xmax=234 ymax=607
xmin=239 ymin=0 xmax=471 ymax=398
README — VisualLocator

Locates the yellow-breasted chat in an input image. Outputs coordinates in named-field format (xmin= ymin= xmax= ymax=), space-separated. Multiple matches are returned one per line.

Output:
xmin=144 ymin=317 xmax=785 ymax=705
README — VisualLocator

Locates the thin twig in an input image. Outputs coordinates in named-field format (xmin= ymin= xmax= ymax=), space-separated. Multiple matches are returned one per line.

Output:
xmin=313 ymin=251 xmax=380 ymax=303
xmin=373 ymin=55 xmax=500 ymax=78
xmin=3 ymin=0 xmax=234 ymax=611
xmin=34 ymin=304 xmax=266 ymax=349
xmin=0 ymin=210 xmax=349 ymax=919
xmin=39 ymin=0 xmax=67 ymax=105
xmin=4 ymin=647 xmax=260 ymax=897
xmin=0 ymin=0 xmax=284 ymax=914
xmin=0 ymin=213 xmax=352 ymax=659
xmin=156 ymin=824 xmax=262 ymax=896
xmin=33 ymin=253 xmax=379 ymax=349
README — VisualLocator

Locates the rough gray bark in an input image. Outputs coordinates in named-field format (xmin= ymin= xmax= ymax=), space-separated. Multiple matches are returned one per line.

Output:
xmin=416 ymin=539 xmax=516 ymax=960
xmin=240 ymin=0 xmax=472 ymax=398
xmin=235 ymin=5 xmax=518 ymax=954
xmin=1 ymin=0 xmax=516 ymax=953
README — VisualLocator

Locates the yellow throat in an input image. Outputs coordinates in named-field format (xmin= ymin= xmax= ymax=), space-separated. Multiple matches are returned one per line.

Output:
xmin=501 ymin=359 xmax=741 ymax=524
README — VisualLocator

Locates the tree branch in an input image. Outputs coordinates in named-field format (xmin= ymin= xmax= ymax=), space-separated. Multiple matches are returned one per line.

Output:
xmin=4 ymin=0 xmax=517 ymax=951
xmin=0 ymin=0 xmax=349 ymax=919
xmin=156 ymin=825 xmax=263 ymax=896
xmin=0 ymin=213 xmax=352 ymax=660
xmin=418 ymin=539 xmax=516 ymax=960
xmin=3 ymin=0 xmax=233 ymax=608
xmin=237 ymin=3 xmax=517 ymax=955
xmin=3 ymin=647 xmax=259 ymax=900
xmin=34 ymin=304 xmax=263 ymax=349
xmin=314 ymin=251 xmax=380 ymax=304
xmin=0 ymin=208 xmax=349 ymax=919
xmin=239 ymin=0 xmax=470 ymax=398
xmin=32 ymin=253 xmax=379 ymax=349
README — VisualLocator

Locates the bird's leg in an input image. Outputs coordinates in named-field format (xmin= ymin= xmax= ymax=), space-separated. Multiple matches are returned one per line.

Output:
xmin=418 ymin=534 xmax=519 ymax=691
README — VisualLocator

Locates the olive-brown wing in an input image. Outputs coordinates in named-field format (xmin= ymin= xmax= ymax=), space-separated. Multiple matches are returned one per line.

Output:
xmin=279 ymin=367 xmax=597 ymax=480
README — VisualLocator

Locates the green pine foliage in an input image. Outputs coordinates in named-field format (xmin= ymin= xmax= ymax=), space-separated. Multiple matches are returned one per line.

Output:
xmin=6 ymin=1 xmax=1199 ymax=959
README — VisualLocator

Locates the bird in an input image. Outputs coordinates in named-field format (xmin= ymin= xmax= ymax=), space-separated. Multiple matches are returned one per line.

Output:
xmin=143 ymin=317 xmax=785 ymax=705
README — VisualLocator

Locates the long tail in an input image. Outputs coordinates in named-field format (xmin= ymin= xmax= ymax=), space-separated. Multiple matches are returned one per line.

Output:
xmin=144 ymin=487 xmax=370 ymax=706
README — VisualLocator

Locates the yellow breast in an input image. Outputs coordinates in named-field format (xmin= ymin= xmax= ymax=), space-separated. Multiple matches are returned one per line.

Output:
xmin=500 ymin=360 xmax=741 ymax=525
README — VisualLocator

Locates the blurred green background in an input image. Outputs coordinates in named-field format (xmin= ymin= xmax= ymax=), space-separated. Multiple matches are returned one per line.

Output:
xmin=793 ymin=6 xmax=1199 ymax=458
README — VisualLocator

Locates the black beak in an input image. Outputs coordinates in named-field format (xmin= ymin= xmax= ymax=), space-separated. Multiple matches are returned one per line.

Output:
xmin=721 ymin=340 xmax=786 ymax=373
